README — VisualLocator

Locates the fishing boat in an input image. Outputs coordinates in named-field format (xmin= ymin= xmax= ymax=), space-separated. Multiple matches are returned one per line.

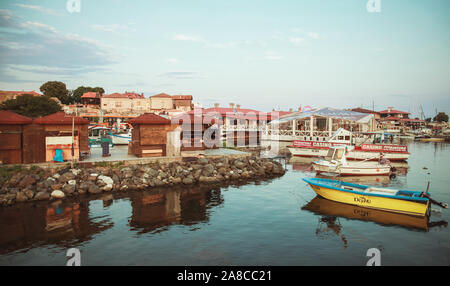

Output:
xmin=88 ymin=126 xmax=113 ymax=147
xmin=302 ymin=177 xmax=448 ymax=217
xmin=110 ymin=129 xmax=132 ymax=145
xmin=288 ymin=129 xmax=410 ymax=161
xmin=312 ymin=146 xmax=391 ymax=176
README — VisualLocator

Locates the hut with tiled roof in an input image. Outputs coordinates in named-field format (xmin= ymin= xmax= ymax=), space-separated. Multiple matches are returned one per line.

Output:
xmin=33 ymin=112 xmax=90 ymax=162
xmin=127 ymin=113 xmax=179 ymax=157
xmin=0 ymin=111 xmax=33 ymax=164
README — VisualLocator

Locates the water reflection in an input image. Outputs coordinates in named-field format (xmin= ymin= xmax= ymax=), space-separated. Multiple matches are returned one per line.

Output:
xmin=0 ymin=200 xmax=113 ymax=255
xmin=302 ymin=196 xmax=448 ymax=233
xmin=129 ymin=185 xmax=224 ymax=234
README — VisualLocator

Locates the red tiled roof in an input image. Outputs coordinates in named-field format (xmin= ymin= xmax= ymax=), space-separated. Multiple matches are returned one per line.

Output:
xmin=382 ymin=116 xmax=400 ymax=121
xmin=81 ymin=92 xmax=99 ymax=99
xmin=0 ymin=110 xmax=33 ymax=124
xmin=34 ymin=112 xmax=90 ymax=125
xmin=400 ymin=118 xmax=425 ymax=123
xmin=172 ymin=95 xmax=193 ymax=100
xmin=151 ymin=93 xmax=172 ymax=98
xmin=379 ymin=109 xmax=410 ymax=114
xmin=127 ymin=113 xmax=171 ymax=125
xmin=102 ymin=92 xmax=144 ymax=99
xmin=350 ymin=108 xmax=380 ymax=115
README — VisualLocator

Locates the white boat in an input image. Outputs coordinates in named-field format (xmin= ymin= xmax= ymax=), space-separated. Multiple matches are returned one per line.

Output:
xmin=288 ymin=129 xmax=410 ymax=161
xmin=110 ymin=129 xmax=132 ymax=145
xmin=312 ymin=146 xmax=391 ymax=176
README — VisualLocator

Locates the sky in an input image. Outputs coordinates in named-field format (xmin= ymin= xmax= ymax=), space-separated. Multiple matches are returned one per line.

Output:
xmin=0 ymin=0 xmax=449 ymax=118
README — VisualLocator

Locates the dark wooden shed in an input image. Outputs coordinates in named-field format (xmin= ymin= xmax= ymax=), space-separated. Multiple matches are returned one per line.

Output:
xmin=0 ymin=111 xmax=33 ymax=164
xmin=33 ymin=112 xmax=90 ymax=162
xmin=128 ymin=113 xmax=176 ymax=157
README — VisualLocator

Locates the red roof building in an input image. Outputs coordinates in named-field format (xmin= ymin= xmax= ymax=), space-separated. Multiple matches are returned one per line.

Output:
xmin=379 ymin=107 xmax=410 ymax=120
xmin=0 ymin=110 xmax=33 ymax=125
xmin=34 ymin=111 xmax=90 ymax=125
xmin=127 ymin=113 xmax=171 ymax=125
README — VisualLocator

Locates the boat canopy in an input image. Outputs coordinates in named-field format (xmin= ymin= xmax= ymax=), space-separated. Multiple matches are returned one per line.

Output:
xmin=270 ymin=107 xmax=374 ymax=125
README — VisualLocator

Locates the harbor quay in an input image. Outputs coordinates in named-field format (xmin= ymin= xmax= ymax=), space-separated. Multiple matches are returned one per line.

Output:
xmin=0 ymin=150 xmax=286 ymax=207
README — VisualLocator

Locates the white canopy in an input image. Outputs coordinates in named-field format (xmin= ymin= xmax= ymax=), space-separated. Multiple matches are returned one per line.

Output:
xmin=270 ymin=107 xmax=374 ymax=124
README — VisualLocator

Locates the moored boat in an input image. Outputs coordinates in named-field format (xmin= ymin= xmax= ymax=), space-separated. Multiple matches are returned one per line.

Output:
xmin=312 ymin=146 xmax=391 ymax=176
xmin=302 ymin=177 xmax=440 ymax=217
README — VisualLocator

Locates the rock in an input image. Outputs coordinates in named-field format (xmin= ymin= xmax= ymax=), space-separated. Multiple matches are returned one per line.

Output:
xmin=172 ymin=177 xmax=182 ymax=184
xmin=88 ymin=173 xmax=99 ymax=181
xmin=234 ymin=161 xmax=246 ymax=169
xmin=44 ymin=177 xmax=56 ymax=188
xmin=19 ymin=175 xmax=37 ymax=188
xmin=88 ymin=184 xmax=101 ymax=194
xmin=98 ymin=175 xmax=114 ymax=186
xmin=202 ymin=164 xmax=215 ymax=176
xmin=257 ymin=167 xmax=266 ymax=176
xmin=198 ymin=157 xmax=209 ymax=165
xmin=102 ymin=184 xmax=113 ymax=192
xmin=182 ymin=177 xmax=194 ymax=185
xmin=35 ymin=191 xmax=50 ymax=201
xmin=24 ymin=189 xmax=35 ymax=199
xmin=71 ymin=169 xmax=82 ymax=176
xmin=58 ymin=172 xmax=76 ymax=183
xmin=199 ymin=176 xmax=217 ymax=183
xmin=63 ymin=183 xmax=76 ymax=195
xmin=52 ymin=173 xmax=60 ymax=179
xmin=51 ymin=190 xmax=65 ymax=199
xmin=15 ymin=192 xmax=28 ymax=202
xmin=218 ymin=167 xmax=227 ymax=176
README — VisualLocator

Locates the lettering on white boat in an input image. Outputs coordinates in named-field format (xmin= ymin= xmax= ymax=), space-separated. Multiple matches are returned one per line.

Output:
xmin=354 ymin=196 xmax=371 ymax=204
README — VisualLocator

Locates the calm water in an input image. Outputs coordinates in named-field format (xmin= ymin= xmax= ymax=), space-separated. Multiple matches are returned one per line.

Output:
xmin=0 ymin=141 xmax=449 ymax=266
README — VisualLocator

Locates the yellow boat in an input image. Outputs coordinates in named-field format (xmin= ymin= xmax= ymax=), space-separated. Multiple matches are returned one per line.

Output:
xmin=302 ymin=196 xmax=430 ymax=231
xmin=302 ymin=177 xmax=431 ymax=217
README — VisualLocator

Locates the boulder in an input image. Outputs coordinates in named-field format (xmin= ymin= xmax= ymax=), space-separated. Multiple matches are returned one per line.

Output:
xmin=15 ymin=192 xmax=28 ymax=202
xmin=18 ymin=175 xmax=36 ymax=188
xmin=182 ymin=177 xmax=194 ymax=185
xmin=35 ymin=191 xmax=50 ymax=201
xmin=51 ymin=190 xmax=65 ymax=199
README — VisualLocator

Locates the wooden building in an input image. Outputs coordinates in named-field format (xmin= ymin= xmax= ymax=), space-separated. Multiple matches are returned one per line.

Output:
xmin=33 ymin=112 xmax=90 ymax=162
xmin=128 ymin=113 xmax=178 ymax=157
xmin=0 ymin=111 xmax=33 ymax=164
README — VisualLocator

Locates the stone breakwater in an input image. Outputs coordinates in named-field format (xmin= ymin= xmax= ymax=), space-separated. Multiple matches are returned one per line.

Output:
xmin=0 ymin=155 xmax=285 ymax=206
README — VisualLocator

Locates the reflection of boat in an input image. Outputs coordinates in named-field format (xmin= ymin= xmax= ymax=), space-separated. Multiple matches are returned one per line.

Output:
xmin=316 ymin=174 xmax=391 ymax=185
xmin=302 ymin=196 xmax=431 ymax=231
xmin=312 ymin=146 xmax=391 ymax=176
xmin=303 ymin=177 xmax=431 ymax=216
xmin=420 ymin=138 xmax=445 ymax=142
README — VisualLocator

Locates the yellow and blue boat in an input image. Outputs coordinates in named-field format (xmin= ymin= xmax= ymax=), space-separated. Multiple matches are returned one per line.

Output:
xmin=302 ymin=177 xmax=431 ymax=217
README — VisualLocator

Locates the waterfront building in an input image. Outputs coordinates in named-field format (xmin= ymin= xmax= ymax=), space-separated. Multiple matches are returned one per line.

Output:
xmin=81 ymin=92 xmax=101 ymax=108
xmin=149 ymin=93 xmax=173 ymax=110
xmin=101 ymin=92 xmax=148 ymax=114
xmin=172 ymin=95 xmax=193 ymax=112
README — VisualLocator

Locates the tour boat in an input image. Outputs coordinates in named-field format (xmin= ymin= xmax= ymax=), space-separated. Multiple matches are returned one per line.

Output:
xmin=302 ymin=177 xmax=432 ymax=217
xmin=312 ymin=146 xmax=391 ymax=176
xmin=288 ymin=129 xmax=410 ymax=161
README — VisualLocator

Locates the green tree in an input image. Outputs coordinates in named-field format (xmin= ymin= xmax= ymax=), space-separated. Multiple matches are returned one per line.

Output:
xmin=40 ymin=81 xmax=71 ymax=104
xmin=433 ymin=112 xmax=449 ymax=123
xmin=0 ymin=94 xmax=62 ymax=117
xmin=425 ymin=118 xmax=432 ymax=123
xmin=72 ymin=86 xmax=105 ymax=103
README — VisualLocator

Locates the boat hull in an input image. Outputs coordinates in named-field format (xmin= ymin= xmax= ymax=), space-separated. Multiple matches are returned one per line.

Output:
xmin=312 ymin=162 xmax=391 ymax=176
xmin=111 ymin=133 xmax=131 ymax=145
xmin=288 ymin=147 xmax=409 ymax=161
xmin=303 ymin=178 xmax=429 ymax=217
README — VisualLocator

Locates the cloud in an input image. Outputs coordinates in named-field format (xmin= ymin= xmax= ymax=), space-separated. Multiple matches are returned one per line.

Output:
xmin=91 ymin=23 xmax=136 ymax=34
xmin=289 ymin=37 xmax=304 ymax=46
xmin=0 ymin=10 xmax=115 ymax=81
xmin=158 ymin=71 xmax=200 ymax=79
xmin=172 ymin=34 xmax=202 ymax=42
xmin=14 ymin=4 xmax=61 ymax=16
xmin=264 ymin=51 xmax=284 ymax=61
xmin=307 ymin=32 xmax=319 ymax=39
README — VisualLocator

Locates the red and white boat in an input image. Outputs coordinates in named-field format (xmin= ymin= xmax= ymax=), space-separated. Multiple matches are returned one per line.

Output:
xmin=312 ymin=146 xmax=392 ymax=176
xmin=288 ymin=130 xmax=410 ymax=161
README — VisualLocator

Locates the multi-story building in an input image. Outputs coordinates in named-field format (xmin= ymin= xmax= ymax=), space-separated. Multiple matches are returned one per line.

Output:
xmin=101 ymin=92 xmax=148 ymax=113
xmin=149 ymin=93 xmax=173 ymax=110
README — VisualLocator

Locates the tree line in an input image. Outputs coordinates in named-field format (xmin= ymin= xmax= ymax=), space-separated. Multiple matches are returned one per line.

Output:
xmin=0 ymin=81 xmax=104 ymax=117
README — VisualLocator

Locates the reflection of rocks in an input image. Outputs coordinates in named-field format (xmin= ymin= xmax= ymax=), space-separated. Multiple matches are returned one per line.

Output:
xmin=0 ymin=155 xmax=285 ymax=207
